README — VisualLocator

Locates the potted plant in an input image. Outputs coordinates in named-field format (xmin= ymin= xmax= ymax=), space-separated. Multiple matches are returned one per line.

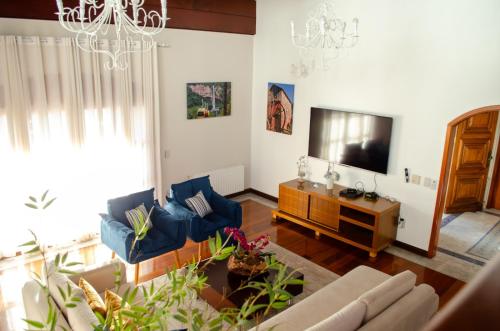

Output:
xmin=225 ymin=228 xmax=271 ymax=277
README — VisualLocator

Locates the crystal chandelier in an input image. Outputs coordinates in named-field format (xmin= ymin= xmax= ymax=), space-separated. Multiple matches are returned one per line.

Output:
xmin=290 ymin=1 xmax=359 ymax=77
xmin=55 ymin=0 xmax=169 ymax=70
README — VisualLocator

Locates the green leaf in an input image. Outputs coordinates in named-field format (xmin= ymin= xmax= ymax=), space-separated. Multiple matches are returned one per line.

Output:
xmin=23 ymin=319 xmax=45 ymax=328
xmin=29 ymin=196 xmax=37 ymax=203
xmin=208 ymin=237 xmax=216 ymax=256
xmin=61 ymin=252 xmax=68 ymax=264
xmin=54 ymin=254 xmax=61 ymax=267
xmin=65 ymin=303 xmax=77 ymax=308
xmin=25 ymin=246 xmax=41 ymax=254
xmin=57 ymin=286 xmax=67 ymax=301
xmin=19 ymin=240 xmax=36 ymax=247
xmin=41 ymin=190 xmax=49 ymax=202
xmin=65 ymin=262 xmax=83 ymax=267
xmin=25 ymin=203 xmax=38 ymax=209
xmin=43 ymin=197 xmax=56 ymax=209
xmin=58 ymin=269 xmax=77 ymax=275
xmin=285 ymin=278 xmax=304 ymax=285
xmin=173 ymin=314 xmax=188 ymax=324
xmin=215 ymin=231 xmax=222 ymax=250
xmin=271 ymin=301 xmax=288 ymax=310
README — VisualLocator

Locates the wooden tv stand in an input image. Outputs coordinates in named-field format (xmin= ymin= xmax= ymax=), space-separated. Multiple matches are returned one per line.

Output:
xmin=271 ymin=179 xmax=400 ymax=258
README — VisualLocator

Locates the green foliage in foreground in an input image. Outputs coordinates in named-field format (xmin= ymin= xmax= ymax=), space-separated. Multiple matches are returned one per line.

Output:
xmin=22 ymin=191 xmax=304 ymax=331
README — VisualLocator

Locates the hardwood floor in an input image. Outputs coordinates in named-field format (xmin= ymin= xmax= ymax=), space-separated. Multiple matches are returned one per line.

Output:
xmin=0 ymin=198 xmax=465 ymax=330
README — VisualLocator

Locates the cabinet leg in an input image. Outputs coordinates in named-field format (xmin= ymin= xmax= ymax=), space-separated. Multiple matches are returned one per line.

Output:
xmin=315 ymin=231 xmax=321 ymax=239
xmin=369 ymin=251 xmax=377 ymax=258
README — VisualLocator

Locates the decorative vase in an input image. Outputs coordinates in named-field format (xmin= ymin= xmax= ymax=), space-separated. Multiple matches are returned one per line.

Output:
xmin=227 ymin=254 xmax=267 ymax=277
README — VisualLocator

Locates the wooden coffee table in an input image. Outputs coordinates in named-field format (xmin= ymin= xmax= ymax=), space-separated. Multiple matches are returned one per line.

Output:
xmin=199 ymin=259 xmax=304 ymax=311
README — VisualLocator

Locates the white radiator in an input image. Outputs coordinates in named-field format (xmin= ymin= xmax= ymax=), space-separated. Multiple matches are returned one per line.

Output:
xmin=190 ymin=165 xmax=245 ymax=196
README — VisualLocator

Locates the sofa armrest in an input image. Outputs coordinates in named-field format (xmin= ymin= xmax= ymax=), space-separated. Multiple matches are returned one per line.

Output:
xmin=100 ymin=217 xmax=135 ymax=263
xmin=211 ymin=191 xmax=242 ymax=227
xmin=164 ymin=200 xmax=204 ymax=241
xmin=358 ymin=284 xmax=439 ymax=331
xmin=152 ymin=206 xmax=186 ymax=243
xmin=68 ymin=260 xmax=127 ymax=293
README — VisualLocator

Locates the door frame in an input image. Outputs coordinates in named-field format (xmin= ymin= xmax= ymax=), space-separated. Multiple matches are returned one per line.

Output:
xmin=486 ymin=136 xmax=500 ymax=208
xmin=428 ymin=105 xmax=500 ymax=257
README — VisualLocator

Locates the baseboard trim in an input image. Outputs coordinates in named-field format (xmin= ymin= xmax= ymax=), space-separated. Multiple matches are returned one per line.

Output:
xmin=246 ymin=188 xmax=278 ymax=203
xmin=226 ymin=188 xmax=278 ymax=203
xmin=393 ymin=240 xmax=429 ymax=257
xmin=225 ymin=189 xmax=252 ymax=199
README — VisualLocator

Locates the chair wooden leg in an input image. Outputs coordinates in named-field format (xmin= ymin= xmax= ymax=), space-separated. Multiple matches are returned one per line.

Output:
xmin=134 ymin=263 xmax=140 ymax=285
xmin=111 ymin=251 xmax=116 ymax=259
xmin=198 ymin=242 xmax=203 ymax=261
xmin=174 ymin=250 xmax=181 ymax=268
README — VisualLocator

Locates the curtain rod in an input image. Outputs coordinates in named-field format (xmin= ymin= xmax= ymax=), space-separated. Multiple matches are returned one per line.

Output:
xmin=16 ymin=36 xmax=170 ymax=48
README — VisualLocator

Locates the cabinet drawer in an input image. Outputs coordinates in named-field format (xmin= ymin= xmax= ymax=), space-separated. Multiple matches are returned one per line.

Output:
xmin=279 ymin=185 xmax=309 ymax=219
xmin=309 ymin=194 xmax=339 ymax=230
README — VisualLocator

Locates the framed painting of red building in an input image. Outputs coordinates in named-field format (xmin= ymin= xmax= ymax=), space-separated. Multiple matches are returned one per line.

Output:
xmin=267 ymin=83 xmax=295 ymax=135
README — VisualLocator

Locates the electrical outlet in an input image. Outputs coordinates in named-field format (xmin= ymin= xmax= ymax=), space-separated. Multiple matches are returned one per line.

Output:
xmin=399 ymin=217 xmax=405 ymax=229
xmin=423 ymin=177 xmax=432 ymax=188
xmin=430 ymin=179 xmax=438 ymax=190
xmin=411 ymin=174 xmax=421 ymax=185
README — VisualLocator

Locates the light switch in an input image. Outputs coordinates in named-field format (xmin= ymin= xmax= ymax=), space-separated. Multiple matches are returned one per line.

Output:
xmin=411 ymin=174 xmax=421 ymax=185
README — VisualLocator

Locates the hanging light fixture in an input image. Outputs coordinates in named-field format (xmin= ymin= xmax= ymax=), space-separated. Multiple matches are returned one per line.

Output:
xmin=55 ymin=0 xmax=169 ymax=70
xmin=290 ymin=1 xmax=359 ymax=77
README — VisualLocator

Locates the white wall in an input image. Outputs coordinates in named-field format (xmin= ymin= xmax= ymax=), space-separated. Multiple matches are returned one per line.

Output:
xmin=251 ymin=0 xmax=500 ymax=249
xmin=0 ymin=18 xmax=254 ymax=198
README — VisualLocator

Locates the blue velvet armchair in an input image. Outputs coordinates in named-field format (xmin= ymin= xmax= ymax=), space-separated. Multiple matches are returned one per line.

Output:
xmin=100 ymin=188 xmax=186 ymax=283
xmin=165 ymin=176 xmax=242 ymax=257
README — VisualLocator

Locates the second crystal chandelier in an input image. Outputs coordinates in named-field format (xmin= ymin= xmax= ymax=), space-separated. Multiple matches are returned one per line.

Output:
xmin=290 ymin=1 xmax=359 ymax=77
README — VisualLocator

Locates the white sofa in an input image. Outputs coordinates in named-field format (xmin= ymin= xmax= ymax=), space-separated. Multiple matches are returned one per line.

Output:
xmin=23 ymin=261 xmax=438 ymax=331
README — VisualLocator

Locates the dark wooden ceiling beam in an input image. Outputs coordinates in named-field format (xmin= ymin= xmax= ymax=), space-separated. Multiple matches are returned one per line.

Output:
xmin=0 ymin=0 xmax=256 ymax=35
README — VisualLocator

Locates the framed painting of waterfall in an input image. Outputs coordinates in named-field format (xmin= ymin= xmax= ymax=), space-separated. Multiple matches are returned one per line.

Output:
xmin=186 ymin=82 xmax=232 ymax=120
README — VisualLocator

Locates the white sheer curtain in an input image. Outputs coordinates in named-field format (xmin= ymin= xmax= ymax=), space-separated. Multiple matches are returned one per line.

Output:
xmin=0 ymin=36 xmax=162 ymax=258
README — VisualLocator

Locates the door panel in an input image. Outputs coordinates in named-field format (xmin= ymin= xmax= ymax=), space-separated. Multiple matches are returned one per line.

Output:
xmin=278 ymin=185 xmax=309 ymax=219
xmin=309 ymin=194 xmax=340 ymax=230
xmin=445 ymin=112 xmax=498 ymax=213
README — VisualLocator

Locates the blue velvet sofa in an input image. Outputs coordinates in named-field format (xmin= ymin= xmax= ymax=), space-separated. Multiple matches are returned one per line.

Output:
xmin=165 ymin=176 xmax=242 ymax=247
xmin=100 ymin=188 xmax=186 ymax=283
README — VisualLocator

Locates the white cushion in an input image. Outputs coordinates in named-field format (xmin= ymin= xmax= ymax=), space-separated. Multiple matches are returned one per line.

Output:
xmin=66 ymin=292 xmax=100 ymax=331
xmin=306 ymin=300 xmax=367 ymax=331
xmin=46 ymin=262 xmax=85 ymax=317
xmin=358 ymin=270 xmax=416 ymax=322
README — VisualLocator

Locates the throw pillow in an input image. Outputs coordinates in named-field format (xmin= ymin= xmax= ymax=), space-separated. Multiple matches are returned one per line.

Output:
xmin=185 ymin=190 xmax=213 ymax=217
xmin=79 ymin=278 xmax=107 ymax=317
xmin=45 ymin=262 xmax=84 ymax=317
xmin=125 ymin=203 xmax=153 ymax=230
xmin=105 ymin=289 xmax=131 ymax=329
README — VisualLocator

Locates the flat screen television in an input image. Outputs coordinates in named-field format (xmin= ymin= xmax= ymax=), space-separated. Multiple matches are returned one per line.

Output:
xmin=308 ymin=107 xmax=393 ymax=174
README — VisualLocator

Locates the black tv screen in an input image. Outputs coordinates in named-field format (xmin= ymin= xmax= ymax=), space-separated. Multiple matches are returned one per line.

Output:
xmin=308 ymin=108 xmax=393 ymax=174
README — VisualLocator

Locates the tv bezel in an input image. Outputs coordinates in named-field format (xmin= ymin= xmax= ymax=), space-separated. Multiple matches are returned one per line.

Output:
xmin=308 ymin=107 xmax=394 ymax=175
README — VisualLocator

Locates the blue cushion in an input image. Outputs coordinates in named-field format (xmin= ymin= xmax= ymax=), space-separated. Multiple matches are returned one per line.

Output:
xmin=136 ymin=226 xmax=174 ymax=253
xmin=191 ymin=175 xmax=213 ymax=201
xmin=202 ymin=213 xmax=232 ymax=234
xmin=108 ymin=188 xmax=155 ymax=225
xmin=171 ymin=180 xmax=193 ymax=208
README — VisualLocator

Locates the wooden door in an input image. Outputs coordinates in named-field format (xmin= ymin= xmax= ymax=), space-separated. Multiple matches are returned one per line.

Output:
xmin=309 ymin=194 xmax=340 ymax=230
xmin=445 ymin=112 xmax=498 ymax=213
xmin=487 ymin=137 xmax=500 ymax=209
